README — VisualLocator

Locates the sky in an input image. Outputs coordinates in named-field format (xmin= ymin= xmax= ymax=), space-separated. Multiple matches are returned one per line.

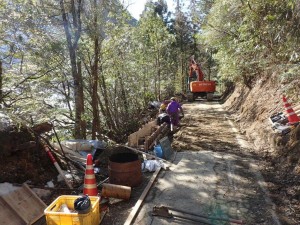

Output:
xmin=121 ymin=0 xmax=177 ymax=20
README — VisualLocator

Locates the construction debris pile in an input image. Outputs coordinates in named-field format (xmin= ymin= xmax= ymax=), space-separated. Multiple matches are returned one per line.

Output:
xmin=0 ymin=113 xmax=174 ymax=225
xmin=270 ymin=95 xmax=300 ymax=135
xmin=268 ymin=96 xmax=300 ymax=165
xmin=0 ymin=124 xmax=58 ymax=185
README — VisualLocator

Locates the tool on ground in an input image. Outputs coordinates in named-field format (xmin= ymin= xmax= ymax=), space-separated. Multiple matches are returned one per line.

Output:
xmin=152 ymin=206 xmax=213 ymax=224
xmin=52 ymin=124 xmax=77 ymax=183
xmin=170 ymin=122 xmax=173 ymax=131
xmin=97 ymin=177 xmax=109 ymax=187
xmin=152 ymin=206 xmax=244 ymax=225
xmin=44 ymin=145 xmax=73 ymax=188
xmin=52 ymin=125 xmax=72 ymax=171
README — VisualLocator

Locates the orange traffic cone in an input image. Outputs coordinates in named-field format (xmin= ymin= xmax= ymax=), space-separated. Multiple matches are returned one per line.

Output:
xmin=283 ymin=95 xmax=300 ymax=125
xmin=83 ymin=154 xmax=98 ymax=196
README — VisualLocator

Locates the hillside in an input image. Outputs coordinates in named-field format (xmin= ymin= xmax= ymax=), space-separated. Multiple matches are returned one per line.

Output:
xmin=223 ymin=74 xmax=300 ymax=223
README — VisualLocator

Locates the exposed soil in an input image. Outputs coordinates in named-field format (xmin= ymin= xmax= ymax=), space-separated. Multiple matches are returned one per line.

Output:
xmin=0 ymin=126 xmax=58 ymax=185
xmin=99 ymin=170 xmax=153 ymax=225
xmin=222 ymin=75 xmax=300 ymax=224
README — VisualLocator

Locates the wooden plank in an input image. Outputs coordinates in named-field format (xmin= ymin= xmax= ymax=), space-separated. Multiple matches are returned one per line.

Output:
xmin=1 ymin=195 xmax=29 ymax=223
xmin=128 ymin=121 xmax=157 ymax=148
xmin=128 ymin=131 xmax=138 ymax=147
xmin=22 ymin=183 xmax=47 ymax=224
xmin=144 ymin=123 xmax=168 ymax=151
xmin=0 ymin=197 xmax=26 ymax=225
xmin=22 ymin=183 xmax=47 ymax=208
xmin=100 ymin=209 xmax=107 ymax=224
xmin=148 ymin=124 xmax=168 ymax=150
xmin=144 ymin=136 xmax=150 ymax=151
xmin=1 ymin=183 xmax=47 ymax=225
xmin=137 ymin=122 xmax=156 ymax=140
xmin=32 ymin=215 xmax=46 ymax=225
xmin=124 ymin=167 xmax=162 ymax=225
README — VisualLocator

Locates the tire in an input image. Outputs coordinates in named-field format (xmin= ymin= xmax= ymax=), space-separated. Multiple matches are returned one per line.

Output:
xmin=187 ymin=93 xmax=194 ymax=102
xmin=207 ymin=93 xmax=214 ymax=101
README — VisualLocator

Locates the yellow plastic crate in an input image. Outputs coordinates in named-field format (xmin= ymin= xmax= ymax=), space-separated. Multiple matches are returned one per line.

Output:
xmin=44 ymin=195 xmax=100 ymax=225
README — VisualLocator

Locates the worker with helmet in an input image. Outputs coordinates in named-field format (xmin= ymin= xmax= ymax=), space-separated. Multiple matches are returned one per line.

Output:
xmin=166 ymin=97 xmax=184 ymax=127
xmin=159 ymin=99 xmax=171 ymax=114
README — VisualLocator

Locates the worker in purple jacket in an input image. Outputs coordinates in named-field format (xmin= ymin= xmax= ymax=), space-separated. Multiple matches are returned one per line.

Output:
xmin=166 ymin=97 xmax=184 ymax=126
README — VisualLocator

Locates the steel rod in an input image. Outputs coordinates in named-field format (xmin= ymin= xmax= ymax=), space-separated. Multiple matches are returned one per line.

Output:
xmin=167 ymin=206 xmax=244 ymax=224
xmin=171 ymin=213 xmax=214 ymax=225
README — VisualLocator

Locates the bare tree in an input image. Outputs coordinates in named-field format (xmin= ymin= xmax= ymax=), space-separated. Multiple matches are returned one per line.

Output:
xmin=60 ymin=0 xmax=86 ymax=138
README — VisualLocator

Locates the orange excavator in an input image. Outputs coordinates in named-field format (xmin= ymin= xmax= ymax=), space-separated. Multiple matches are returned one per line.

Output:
xmin=187 ymin=57 xmax=216 ymax=102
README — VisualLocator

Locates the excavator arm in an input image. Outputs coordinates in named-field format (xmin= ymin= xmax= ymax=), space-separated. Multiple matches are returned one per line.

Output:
xmin=189 ymin=58 xmax=204 ymax=81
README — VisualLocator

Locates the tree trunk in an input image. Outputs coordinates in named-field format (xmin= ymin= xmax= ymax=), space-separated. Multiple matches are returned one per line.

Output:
xmin=157 ymin=51 xmax=161 ymax=100
xmin=118 ymin=51 xmax=129 ymax=119
xmin=143 ymin=66 xmax=147 ymax=106
xmin=118 ymin=72 xmax=129 ymax=119
xmin=0 ymin=60 xmax=2 ymax=104
xmin=100 ymin=70 xmax=116 ymax=132
xmin=77 ymin=60 xmax=86 ymax=138
xmin=181 ymin=53 xmax=185 ymax=93
xmin=91 ymin=36 xmax=101 ymax=139
xmin=154 ymin=59 xmax=158 ymax=100
xmin=60 ymin=0 xmax=85 ymax=139
xmin=89 ymin=0 xmax=104 ymax=139
xmin=62 ymin=72 xmax=74 ymax=119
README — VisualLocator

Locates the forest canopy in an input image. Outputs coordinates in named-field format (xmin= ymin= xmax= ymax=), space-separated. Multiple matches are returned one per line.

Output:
xmin=0 ymin=0 xmax=299 ymax=142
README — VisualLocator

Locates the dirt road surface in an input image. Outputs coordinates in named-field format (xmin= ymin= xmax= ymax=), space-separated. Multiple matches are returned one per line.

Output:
xmin=132 ymin=100 xmax=281 ymax=225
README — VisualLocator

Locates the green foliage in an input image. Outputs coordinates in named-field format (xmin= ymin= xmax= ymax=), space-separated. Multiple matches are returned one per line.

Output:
xmin=203 ymin=0 xmax=300 ymax=88
xmin=134 ymin=5 xmax=176 ymax=99
xmin=280 ymin=65 xmax=300 ymax=101
xmin=3 ymin=0 xmax=299 ymax=142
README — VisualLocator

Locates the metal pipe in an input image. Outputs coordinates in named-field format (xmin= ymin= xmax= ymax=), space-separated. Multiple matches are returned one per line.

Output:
xmin=171 ymin=213 xmax=214 ymax=225
xmin=97 ymin=177 xmax=109 ymax=187
xmin=167 ymin=206 xmax=244 ymax=224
